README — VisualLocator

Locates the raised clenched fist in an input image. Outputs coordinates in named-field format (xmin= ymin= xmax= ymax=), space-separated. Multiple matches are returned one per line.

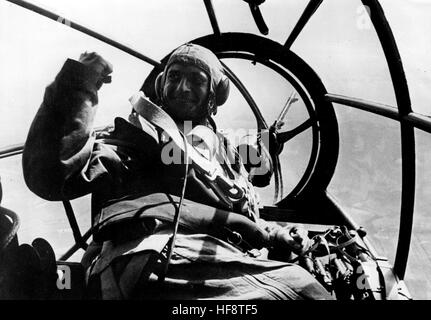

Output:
xmin=79 ymin=51 xmax=113 ymax=88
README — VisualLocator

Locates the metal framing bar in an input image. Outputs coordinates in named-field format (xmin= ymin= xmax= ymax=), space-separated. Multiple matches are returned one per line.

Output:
xmin=405 ymin=113 xmax=431 ymax=135
xmin=284 ymin=0 xmax=323 ymax=49
xmin=326 ymin=94 xmax=399 ymax=120
xmin=278 ymin=118 xmax=314 ymax=143
xmin=360 ymin=0 xmax=414 ymax=280
xmin=59 ymin=228 xmax=92 ymax=261
xmin=6 ymin=0 xmax=162 ymax=68
xmin=0 ymin=126 xmax=109 ymax=159
xmin=395 ymin=123 xmax=416 ymax=280
xmin=219 ymin=60 xmax=268 ymax=129
xmin=0 ymin=144 xmax=24 ymax=159
xmin=326 ymin=93 xmax=431 ymax=134
xmin=248 ymin=2 xmax=269 ymax=35
xmin=62 ymin=200 xmax=87 ymax=251
xmin=203 ymin=0 xmax=221 ymax=37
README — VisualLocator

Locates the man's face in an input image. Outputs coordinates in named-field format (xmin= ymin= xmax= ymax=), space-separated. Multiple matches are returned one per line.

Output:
xmin=163 ymin=63 xmax=210 ymax=121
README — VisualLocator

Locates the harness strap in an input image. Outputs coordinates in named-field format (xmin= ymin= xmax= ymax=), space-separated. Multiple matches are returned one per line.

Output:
xmin=129 ymin=92 xmax=247 ymax=211
xmin=131 ymin=194 xmax=270 ymax=251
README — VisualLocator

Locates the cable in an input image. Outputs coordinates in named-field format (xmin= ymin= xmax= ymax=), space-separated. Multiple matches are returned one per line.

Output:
xmin=158 ymin=131 xmax=189 ymax=282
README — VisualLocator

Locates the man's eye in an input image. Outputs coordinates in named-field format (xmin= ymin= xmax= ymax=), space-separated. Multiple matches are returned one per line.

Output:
xmin=192 ymin=76 xmax=206 ymax=85
xmin=167 ymin=73 xmax=179 ymax=81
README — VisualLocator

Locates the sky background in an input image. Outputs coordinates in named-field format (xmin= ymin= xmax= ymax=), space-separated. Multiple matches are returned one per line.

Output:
xmin=1 ymin=0 xmax=431 ymax=298
xmin=1 ymin=0 xmax=431 ymax=146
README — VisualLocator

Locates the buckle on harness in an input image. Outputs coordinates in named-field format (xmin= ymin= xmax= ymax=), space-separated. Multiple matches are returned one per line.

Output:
xmin=212 ymin=174 xmax=244 ymax=201
xmin=198 ymin=168 xmax=246 ymax=210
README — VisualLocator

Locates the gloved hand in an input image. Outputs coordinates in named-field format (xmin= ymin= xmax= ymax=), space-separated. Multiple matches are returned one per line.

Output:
xmin=271 ymin=225 xmax=312 ymax=256
xmin=79 ymin=51 xmax=113 ymax=89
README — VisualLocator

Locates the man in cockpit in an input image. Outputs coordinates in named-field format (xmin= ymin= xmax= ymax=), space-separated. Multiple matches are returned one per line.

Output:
xmin=22 ymin=44 xmax=333 ymax=300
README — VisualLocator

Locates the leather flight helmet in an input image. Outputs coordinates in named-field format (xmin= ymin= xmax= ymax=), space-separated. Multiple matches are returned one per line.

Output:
xmin=155 ymin=43 xmax=230 ymax=114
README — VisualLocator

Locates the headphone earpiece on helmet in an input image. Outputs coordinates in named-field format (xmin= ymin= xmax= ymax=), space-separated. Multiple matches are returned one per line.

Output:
xmin=154 ymin=72 xmax=164 ymax=102
xmin=215 ymin=75 xmax=230 ymax=107
xmin=155 ymin=71 xmax=230 ymax=108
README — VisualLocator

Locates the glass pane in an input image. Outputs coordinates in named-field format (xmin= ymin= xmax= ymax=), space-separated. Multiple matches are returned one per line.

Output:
xmin=0 ymin=1 xmax=150 ymax=148
xmin=380 ymin=0 xmax=431 ymax=117
xmin=328 ymin=105 xmax=402 ymax=265
xmin=0 ymin=154 xmax=90 ymax=261
xmin=293 ymin=0 xmax=397 ymax=107
xmin=214 ymin=0 xmax=306 ymax=45
xmin=214 ymin=58 xmax=313 ymax=207
xmin=29 ymin=0 xmax=212 ymax=57
xmin=404 ymin=129 xmax=431 ymax=299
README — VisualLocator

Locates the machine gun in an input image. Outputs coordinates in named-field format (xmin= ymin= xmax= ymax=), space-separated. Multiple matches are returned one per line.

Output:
xmin=284 ymin=225 xmax=410 ymax=300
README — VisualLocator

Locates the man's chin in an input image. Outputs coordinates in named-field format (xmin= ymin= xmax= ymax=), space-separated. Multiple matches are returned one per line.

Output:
xmin=165 ymin=103 xmax=206 ymax=121
xmin=174 ymin=100 xmax=198 ymax=110
xmin=171 ymin=113 xmax=201 ymax=123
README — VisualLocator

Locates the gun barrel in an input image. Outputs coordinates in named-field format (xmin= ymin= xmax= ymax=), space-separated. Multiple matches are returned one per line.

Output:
xmin=275 ymin=91 xmax=297 ymax=126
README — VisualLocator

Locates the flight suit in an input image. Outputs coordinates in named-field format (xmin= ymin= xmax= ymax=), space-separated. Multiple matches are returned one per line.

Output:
xmin=23 ymin=58 xmax=333 ymax=300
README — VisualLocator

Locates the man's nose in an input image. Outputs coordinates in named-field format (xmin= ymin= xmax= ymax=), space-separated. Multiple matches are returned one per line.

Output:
xmin=177 ymin=77 xmax=191 ymax=93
